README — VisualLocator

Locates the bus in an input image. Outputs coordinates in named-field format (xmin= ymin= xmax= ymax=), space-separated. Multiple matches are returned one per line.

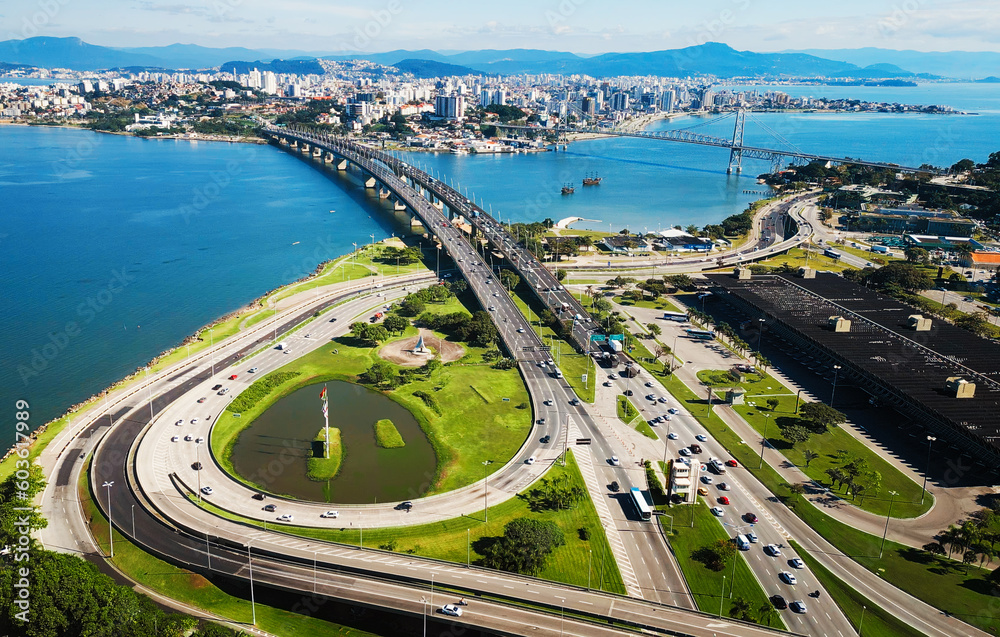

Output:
xmin=630 ymin=487 xmax=652 ymax=522
xmin=662 ymin=311 xmax=688 ymax=322
xmin=685 ymin=328 xmax=715 ymax=340
xmin=824 ymin=248 xmax=842 ymax=260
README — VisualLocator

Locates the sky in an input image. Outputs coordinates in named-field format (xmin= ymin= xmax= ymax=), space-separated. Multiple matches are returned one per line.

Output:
xmin=2 ymin=0 xmax=999 ymax=54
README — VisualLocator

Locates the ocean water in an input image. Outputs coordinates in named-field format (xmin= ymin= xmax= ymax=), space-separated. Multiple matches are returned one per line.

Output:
xmin=2 ymin=81 xmax=998 ymax=445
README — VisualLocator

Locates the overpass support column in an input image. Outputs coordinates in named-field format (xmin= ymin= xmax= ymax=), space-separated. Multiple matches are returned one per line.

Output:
xmin=364 ymin=177 xmax=377 ymax=189
xmin=323 ymin=152 xmax=334 ymax=164
xmin=336 ymin=159 xmax=348 ymax=171
xmin=378 ymin=188 xmax=391 ymax=200
xmin=393 ymin=198 xmax=407 ymax=212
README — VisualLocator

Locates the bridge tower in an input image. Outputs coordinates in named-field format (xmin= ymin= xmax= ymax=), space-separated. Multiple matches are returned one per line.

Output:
xmin=727 ymin=109 xmax=746 ymax=174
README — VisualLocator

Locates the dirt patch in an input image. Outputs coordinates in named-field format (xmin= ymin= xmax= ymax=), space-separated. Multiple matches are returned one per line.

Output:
xmin=378 ymin=329 xmax=465 ymax=367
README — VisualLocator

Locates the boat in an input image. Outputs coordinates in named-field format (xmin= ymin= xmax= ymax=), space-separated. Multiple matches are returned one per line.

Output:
xmin=450 ymin=147 xmax=469 ymax=155
xmin=561 ymin=184 xmax=575 ymax=195
xmin=582 ymin=172 xmax=603 ymax=186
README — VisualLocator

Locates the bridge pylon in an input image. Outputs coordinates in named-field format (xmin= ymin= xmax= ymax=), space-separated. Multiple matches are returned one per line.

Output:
xmin=727 ymin=109 xmax=746 ymax=175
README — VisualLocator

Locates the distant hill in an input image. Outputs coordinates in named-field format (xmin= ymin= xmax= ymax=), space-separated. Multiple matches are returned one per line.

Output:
xmin=787 ymin=47 xmax=1000 ymax=79
xmin=392 ymin=59 xmax=478 ymax=78
xmin=222 ymin=59 xmax=324 ymax=76
xmin=0 ymin=37 xmax=162 ymax=71
xmin=119 ymin=43 xmax=321 ymax=69
xmin=976 ymin=76 xmax=1000 ymax=83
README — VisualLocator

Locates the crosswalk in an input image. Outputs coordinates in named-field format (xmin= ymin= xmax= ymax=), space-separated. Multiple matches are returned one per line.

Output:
xmin=568 ymin=422 xmax=644 ymax=598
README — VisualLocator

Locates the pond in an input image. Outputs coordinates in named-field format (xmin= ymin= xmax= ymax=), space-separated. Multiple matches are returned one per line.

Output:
xmin=228 ymin=381 xmax=436 ymax=503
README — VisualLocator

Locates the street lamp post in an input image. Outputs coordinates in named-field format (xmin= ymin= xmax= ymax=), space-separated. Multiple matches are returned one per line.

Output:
xmin=719 ymin=575 xmax=726 ymax=617
xmin=247 ymin=542 xmax=257 ymax=626
xmin=756 ymin=317 xmax=765 ymax=352
xmin=102 ymin=481 xmax=114 ymax=557
xmin=759 ymin=412 xmax=771 ymax=469
xmin=131 ymin=504 xmax=135 ymax=538
xmin=831 ymin=365 xmax=842 ymax=408
xmin=482 ymin=460 xmax=493 ymax=523
xmin=921 ymin=436 xmax=937 ymax=505
xmin=859 ymin=604 xmax=867 ymax=636
xmin=879 ymin=490 xmax=898 ymax=559
xmin=587 ymin=549 xmax=593 ymax=589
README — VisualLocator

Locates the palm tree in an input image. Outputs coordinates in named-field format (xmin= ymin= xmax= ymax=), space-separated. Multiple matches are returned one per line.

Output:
xmin=729 ymin=596 xmax=753 ymax=621
xmin=939 ymin=526 xmax=961 ymax=559
xmin=757 ymin=602 xmax=779 ymax=627
xmin=803 ymin=449 xmax=819 ymax=468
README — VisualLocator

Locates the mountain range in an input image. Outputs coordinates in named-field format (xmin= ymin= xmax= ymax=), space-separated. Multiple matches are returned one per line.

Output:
xmin=0 ymin=36 xmax=996 ymax=80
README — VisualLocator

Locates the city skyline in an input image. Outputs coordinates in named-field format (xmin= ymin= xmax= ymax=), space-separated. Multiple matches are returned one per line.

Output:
xmin=4 ymin=0 xmax=1000 ymax=55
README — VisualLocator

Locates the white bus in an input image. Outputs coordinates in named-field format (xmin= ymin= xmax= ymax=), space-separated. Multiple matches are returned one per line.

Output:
xmin=663 ymin=311 xmax=688 ymax=322
xmin=630 ymin=487 xmax=652 ymax=522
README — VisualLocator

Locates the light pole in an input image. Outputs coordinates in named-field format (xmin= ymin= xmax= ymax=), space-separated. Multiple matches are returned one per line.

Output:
xmin=102 ymin=480 xmax=114 ymax=557
xmin=879 ymin=490 xmax=898 ymax=559
xmin=131 ymin=504 xmax=135 ymax=538
xmin=467 ymin=529 xmax=471 ymax=568
xmin=719 ymin=575 xmax=726 ymax=617
xmin=831 ymin=365 xmax=842 ymax=408
xmin=921 ymin=436 xmax=936 ymax=505
xmin=247 ymin=541 xmax=257 ymax=626
xmin=555 ymin=596 xmax=566 ymax=635
xmin=587 ymin=549 xmax=593 ymax=589
xmin=756 ymin=317 xmax=765 ymax=352
xmin=759 ymin=412 xmax=771 ymax=470
xmin=482 ymin=460 xmax=493 ymax=523
xmin=859 ymin=604 xmax=867 ymax=636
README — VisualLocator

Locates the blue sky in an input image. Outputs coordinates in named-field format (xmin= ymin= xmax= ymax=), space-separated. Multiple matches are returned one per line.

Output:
xmin=2 ymin=0 xmax=998 ymax=53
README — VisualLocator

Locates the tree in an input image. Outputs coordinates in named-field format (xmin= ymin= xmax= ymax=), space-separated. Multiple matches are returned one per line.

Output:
xmin=477 ymin=517 xmax=565 ymax=575
xmin=922 ymin=542 xmax=946 ymax=556
xmin=361 ymin=360 xmax=398 ymax=387
xmin=905 ymin=246 xmax=930 ymax=264
xmin=766 ymin=398 xmax=779 ymax=412
xmin=963 ymin=549 xmax=978 ymax=572
xmin=729 ymin=596 xmax=754 ymax=621
xmin=782 ymin=424 xmax=811 ymax=445
xmin=871 ymin=262 xmax=934 ymax=293
xmin=799 ymin=402 xmax=847 ymax=432
xmin=757 ymin=602 xmax=779 ymax=626
xmin=803 ymin=449 xmax=819 ymax=468
xmin=646 ymin=323 xmax=662 ymax=338
xmin=556 ymin=268 xmax=567 ymax=281
xmin=956 ymin=311 xmax=991 ymax=337
xmin=382 ymin=314 xmax=408 ymax=335
xmin=398 ymin=296 xmax=426 ymax=316
xmin=499 ymin=270 xmax=520 ymax=290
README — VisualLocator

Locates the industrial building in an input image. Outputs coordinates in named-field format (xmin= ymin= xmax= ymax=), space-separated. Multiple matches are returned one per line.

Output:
xmin=707 ymin=272 xmax=1000 ymax=471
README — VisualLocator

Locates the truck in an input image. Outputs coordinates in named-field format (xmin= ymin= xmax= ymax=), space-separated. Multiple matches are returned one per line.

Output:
xmin=609 ymin=340 xmax=623 ymax=353
xmin=276 ymin=341 xmax=288 ymax=350
xmin=823 ymin=248 xmax=842 ymax=260
xmin=871 ymin=245 xmax=890 ymax=254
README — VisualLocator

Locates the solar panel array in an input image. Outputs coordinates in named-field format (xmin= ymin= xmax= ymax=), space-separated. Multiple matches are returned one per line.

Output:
xmin=708 ymin=273 xmax=1000 ymax=450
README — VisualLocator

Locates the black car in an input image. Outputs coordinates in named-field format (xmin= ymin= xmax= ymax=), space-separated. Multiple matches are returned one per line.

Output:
xmin=540 ymin=435 xmax=551 ymax=444
xmin=610 ymin=481 xmax=620 ymax=492
xmin=212 ymin=384 xmax=223 ymax=390
xmin=770 ymin=594 xmax=787 ymax=610
xmin=264 ymin=504 xmax=277 ymax=512
xmin=396 ymin=501 xmax=413 ymax=511
xmin=192 ymin=462 xmax=203 ymax=470
xmin=252 ymin=492 xmax=266 ymax=500
xmin=622 ymin=389 xmax=634 ymax=396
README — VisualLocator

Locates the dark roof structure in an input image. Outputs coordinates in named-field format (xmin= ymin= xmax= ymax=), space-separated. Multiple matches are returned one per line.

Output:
xmin=707 ymin=272 xmax=1000 ymax=461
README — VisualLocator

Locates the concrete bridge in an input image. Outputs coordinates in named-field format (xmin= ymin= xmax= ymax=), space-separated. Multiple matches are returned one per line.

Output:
xmin=262 ymin=125 xmax=598 ymax=354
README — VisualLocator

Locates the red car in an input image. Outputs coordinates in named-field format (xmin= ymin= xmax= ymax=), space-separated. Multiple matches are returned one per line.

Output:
xmin=718 ymin=496 xmax=731 ymax=505
xmin=726 ymin=459 xmax=739 ymax=468
xmin=229 ymin=374 xmax=238 ymax=380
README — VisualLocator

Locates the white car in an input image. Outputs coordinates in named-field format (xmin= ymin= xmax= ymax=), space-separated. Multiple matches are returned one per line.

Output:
xmin=790 ymin=557 xmax=806 ymax=569
xmin=668 ymin=407 xmax=680 ymax=414
xmin=608 ymin=373 xmax=618 ymax=380
xmin=195 ymin=437 xmax=204 ymax=444
xmin=678 ymin=448 xmax=691 ymax=456
xmin=603 ymin=381 xmax=612 ymax=387
xmin=249 ymin=367 xmax=258 ymax=373
xmin=171 ymin=435 xmax=179 ymax=442
xmin=610 ymin=456 xmax=621 ymax=466
xmin=190 ymin=418 xmax=199 ymax=424
xmin=645 ymin=394 xmax=656 ymax=401
xmin=277 ymin=514 xmax=294 ymax=522
xmin=201 ymin=486 xmax=213 ymax=495
xmin=440 ymin=604 xmax=463 ymax=617
xmin=710 ymin=507 xmax=725 ymax=517
xmin=658 ymin=397 xmax=668 ymax=404
xmin=321 ymin=510 xmax=339 ymax=519
xmin=544 ymin=398 xmax=553 ymax=406
xmin=526 ymin=456 xmax=536 ymax=465
xmin=764 ymin=544 xmax=782 ymax=556
xmin=184 ymin=435 xmax=194 ymax=442
xmin=700 ymin=475 xmax=713 ymax=484
xmin=517 ymin=328 xmax=525 ymax=333
xmin=779 ymin=571 xmax=797 ymax=585
xmin=696 ymin=434 xmax=708 ymax=442
xmin=644 ymin=381 xmax=653 ymax=387
xmin=175 ymin=419 xmax=184 ymax=426
xmin=667 ymin=432 xmax=678 ymax=440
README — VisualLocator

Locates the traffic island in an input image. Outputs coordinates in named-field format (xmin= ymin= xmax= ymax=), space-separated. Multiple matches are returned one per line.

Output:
xmin=307 ymin=427 xmax=342 ymax=481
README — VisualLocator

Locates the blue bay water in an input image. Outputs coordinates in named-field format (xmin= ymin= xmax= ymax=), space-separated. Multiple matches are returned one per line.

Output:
xmin=2 ymin=81 xmax=999 ymax=447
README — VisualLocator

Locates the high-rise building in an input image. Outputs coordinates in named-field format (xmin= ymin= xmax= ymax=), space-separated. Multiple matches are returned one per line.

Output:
xmin=609 ymin=92 xmax=630 ymax=112
xmin=248 ymin=68 xmax=262 ymax=90
xmin=434 ymin=94 xmax=465 ymax=119
xmin=262 ymin=71 xmax=277 ymax=95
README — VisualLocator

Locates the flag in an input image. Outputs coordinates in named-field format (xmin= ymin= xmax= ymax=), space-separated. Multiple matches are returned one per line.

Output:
xmin=319 ymin=386 xmax=327 ymax=401
xmin=322 ymin=402 xmax=328 ymax=418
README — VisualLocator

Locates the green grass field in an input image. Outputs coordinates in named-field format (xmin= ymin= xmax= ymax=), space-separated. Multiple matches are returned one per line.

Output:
xmin=614 ymin=295 xmax=684 ymax=313
xmin=211 ymin=294 xmax=532 ymax=496
xmin=374 ymin=418 xmax=405 ymax=448
xmin=616 ymin=394 xmax=639 ymax=424
xmin=666 ymin=503 xmax=785 ymax=629
xmin=757 ymin=248 xmax=852 ymax=273
xmin=307 ymin=427 xmax=343 ymax=481
xmin=189 ymin=452 xmax=626 ymax=594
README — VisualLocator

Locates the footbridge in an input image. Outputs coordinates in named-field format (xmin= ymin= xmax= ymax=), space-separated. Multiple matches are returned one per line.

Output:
xmin=262 ymin=125 xmax=598 ymax=354
xmin=497 ymin=109 xmax=946 ymax=176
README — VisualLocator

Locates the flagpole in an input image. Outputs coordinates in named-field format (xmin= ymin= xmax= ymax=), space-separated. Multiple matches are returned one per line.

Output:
xmin=323 ymin=383 xmax=330 ymax=459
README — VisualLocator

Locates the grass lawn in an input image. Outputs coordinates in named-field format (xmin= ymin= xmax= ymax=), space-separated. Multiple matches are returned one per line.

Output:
xmin=190 ymin=452 xmax=626 ymax=594
xmin=614 ymin=296 xmax=684 ymax=313
xmin=757 ymin=248 xmax=851 ymax=273
xmin=616 ymin=395 xmax=639 ymax=424
xmin=508 ymin=284 xmax=596 ymax=403
xmin=790 ymin=541 xmax=925 ymax=637
xmin=634 ymin=419 xmax=659 ymax=441
xmin=665 ymin=502 xmax=786 ymax=630
xmin=211 ymin=294 xmax=532 ymax=496
xmin=81 ymin=465 xmax=381 ymax=637
xmin=307 ymin=428 xmax=343 ymax=481
xmin=374 ymin=418 xmax=405 ymax=448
